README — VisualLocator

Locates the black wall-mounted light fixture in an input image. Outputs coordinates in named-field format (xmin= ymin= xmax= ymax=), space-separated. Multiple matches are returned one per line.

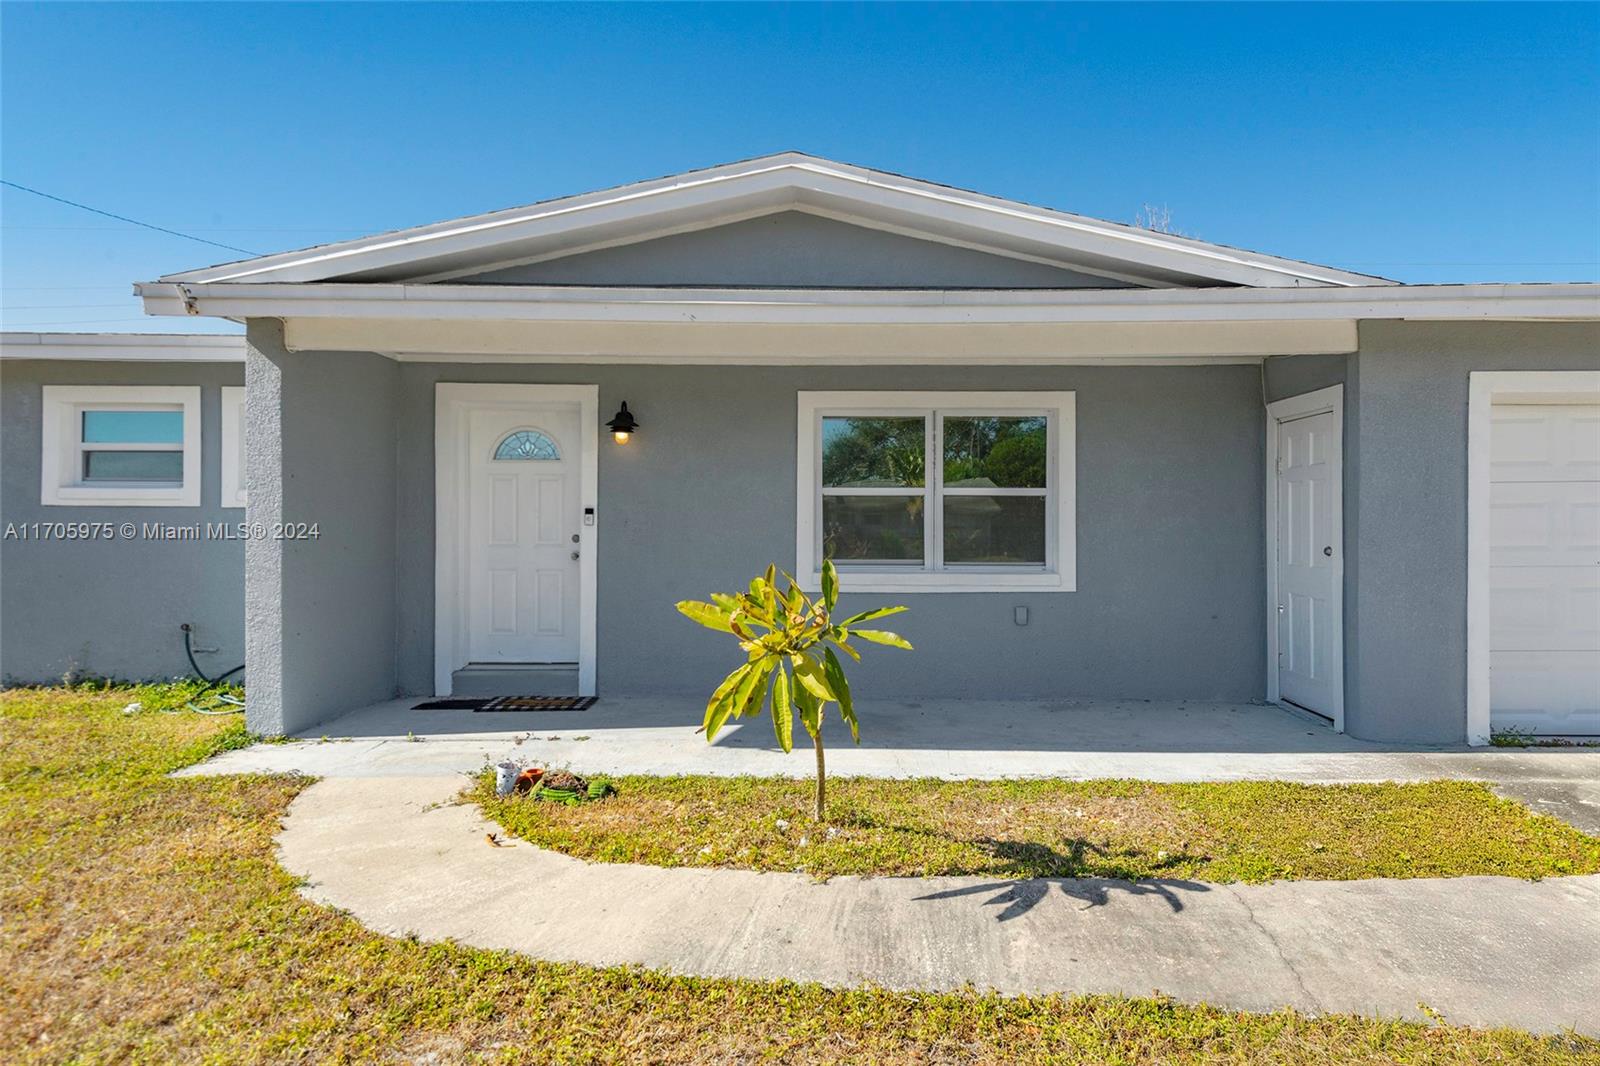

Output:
xmin=605 ymin=401 xmax=639 ymax=444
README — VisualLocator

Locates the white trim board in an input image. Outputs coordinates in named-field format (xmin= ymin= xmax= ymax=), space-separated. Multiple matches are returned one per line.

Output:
xmin=795 ymin=390 xmax=1076 ymax=594
xmin=1465 ymin=371 xmax=1600 ymax=746
xmin=220 ymin=386 xmax=246 ymax=508
xmin=407 ymin=202 xmax=1160 ymax=290
xmin=137 ymin=280 xmax=1600 ymax=326
xmin=1 ymin=332 xmax=244 ymax=362
xmin=1264 ymin=384 xmax=1345 ymax=732
xmin=434 ymin=383 xmax=599 ymax=697
xmin=152 ymin=153 xmax=1389 ymax=289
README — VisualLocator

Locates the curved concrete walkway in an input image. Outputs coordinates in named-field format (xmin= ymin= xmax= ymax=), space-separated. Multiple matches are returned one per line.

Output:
xmin=279 ymin=775 xmax=1600 ymax=1036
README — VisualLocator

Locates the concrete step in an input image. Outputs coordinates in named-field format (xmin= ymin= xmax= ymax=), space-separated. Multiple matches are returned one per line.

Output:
xmin=451 ymin=664 xmax=578 ymax=697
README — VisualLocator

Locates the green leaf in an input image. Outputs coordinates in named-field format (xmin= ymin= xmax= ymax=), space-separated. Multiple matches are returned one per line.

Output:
xmin=676 ymin=600 xmax=736 ymax=633
xmin=791 ymin=654 xmax=835 ymax=702
xmin=703 ymin=691 xmax=739 ymax=742
xmin=764 ymin=563 xmax=777 ymax=588
xmin=795 ymin=684 xmax=821 ymax=739
xmin=703 ymin=663 xmax=752 ymax=732
xmin=821 ymin=558 xmax=839 ymax=611
xmin=837 ymin=701 xmax=859 ymax=744
xmin=771 ymin=666 xmax=793 ymax=752
xmin=822 ymin=647 xmax=857 ymax=742
xmin=838 ymin=605 xmax=908 ymax=627
xmin=827 ymin=633 xmax=861 ymax=661
xmin=710 ymin=592 xmax=743 ymax=613
xmin=735 ymin=657 xmax=775 ymax=718
xmin=849 ymin=628 xmax=914 ymax=650
xmin=739 ymin=594 xmax=775 ymax=627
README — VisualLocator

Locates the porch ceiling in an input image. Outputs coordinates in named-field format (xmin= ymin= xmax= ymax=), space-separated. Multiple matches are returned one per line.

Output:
xmin=277 ymin=315 xmax=1356 ymax=363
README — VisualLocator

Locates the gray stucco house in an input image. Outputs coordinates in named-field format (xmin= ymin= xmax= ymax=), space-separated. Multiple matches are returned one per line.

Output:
xmin=1 ymin=332 xmax=247 ymax=683
xmin=6 ymin=154 xmax=1598 ymax=745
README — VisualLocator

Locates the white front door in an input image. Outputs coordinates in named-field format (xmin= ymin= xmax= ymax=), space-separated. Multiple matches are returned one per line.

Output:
xmin=1274 ymin=409 xmax=1341 ymax=718
xmin=466 ymin=405 xmax=582 ymax=663
xmin=1488 ymin=402 xmax=1600 ymax=735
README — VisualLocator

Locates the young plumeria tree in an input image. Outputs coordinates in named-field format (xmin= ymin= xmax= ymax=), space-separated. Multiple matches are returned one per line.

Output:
xmin=676 ymin=560 xmax=911 ymax=822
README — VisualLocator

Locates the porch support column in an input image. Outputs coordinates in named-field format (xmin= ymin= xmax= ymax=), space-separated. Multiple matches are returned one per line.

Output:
xmin=243 ymin=319 xmax=399 ymax=735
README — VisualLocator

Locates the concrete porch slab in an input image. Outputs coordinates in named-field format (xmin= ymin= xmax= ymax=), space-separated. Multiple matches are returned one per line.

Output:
xmin=179 ymin=696 xmax=1600 ymax=829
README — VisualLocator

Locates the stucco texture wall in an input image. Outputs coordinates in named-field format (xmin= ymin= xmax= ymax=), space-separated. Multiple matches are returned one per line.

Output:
xmin=392 ymin=363 xmax=1268 ymax=704
xmin=0 ymin=359 xmax=245 ymax=683
xmin=244 ymin=323 xmax=399 ymax=734
xmin=1262 ymin=353 xmax=1347 ymax=403
xmin=1344 ymin=319 xmax=1600 ymax=743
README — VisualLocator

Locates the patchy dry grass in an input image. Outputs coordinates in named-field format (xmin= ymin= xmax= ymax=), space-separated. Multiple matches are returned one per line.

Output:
xmin=476 ymin=774 xmax=1600 ymax=883
xmin=4 ymin=686 xmax=1598 ymax=1064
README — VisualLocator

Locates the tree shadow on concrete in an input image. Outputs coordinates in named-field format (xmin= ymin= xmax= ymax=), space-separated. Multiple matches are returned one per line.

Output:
xmin=912 ymin=875 xmax=1211 ymax=921
xmin=972 ymin=837 xmax=1204 ymax=881
xmin=909 ymin=840 xmax=1211 ymax=920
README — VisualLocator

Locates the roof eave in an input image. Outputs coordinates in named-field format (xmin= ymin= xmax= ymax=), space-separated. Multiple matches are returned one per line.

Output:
xmin=154 ymin=155 xmax=1392 ymax=290
xmin=135 ymin=280 xmax=1600 ymax=326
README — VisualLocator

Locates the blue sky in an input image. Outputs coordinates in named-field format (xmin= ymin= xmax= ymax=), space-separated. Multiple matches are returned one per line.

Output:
xmin=3 ymin=2 xmax=1596 ymax=335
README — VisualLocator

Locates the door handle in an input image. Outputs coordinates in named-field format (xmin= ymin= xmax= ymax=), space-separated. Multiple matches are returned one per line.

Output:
xmin=571 ymin=551 xmax=580 ymax=560
xmin=1323 ymin=546 xmax=1333 ymax=557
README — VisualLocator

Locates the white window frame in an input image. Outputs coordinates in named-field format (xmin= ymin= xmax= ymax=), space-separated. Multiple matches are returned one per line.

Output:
xmin=40 ymin=385 xmax=202 ymax=507
xmin=796 ymin=390 xmax=1076 ymax=593
xmin=221 ymin=386 xmax=246 ymax=508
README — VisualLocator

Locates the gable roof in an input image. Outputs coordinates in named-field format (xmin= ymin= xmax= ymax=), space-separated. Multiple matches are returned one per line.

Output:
xmin=156 ymin=153 xmax=1395 ymax=290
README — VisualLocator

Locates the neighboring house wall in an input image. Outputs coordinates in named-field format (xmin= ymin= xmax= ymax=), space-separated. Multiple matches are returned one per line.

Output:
xmin=391 ymin=361 xmax=1267 ymax=703
xmin=244 ymin=322 xmax=399 ymax=735
xmin=1343 ymin=319 xmax=1600 ymax=743
xmin=0 ymin=359 xmax=245 ymax=683
xmin=462 ymin=211 xmax=1132 ymax=288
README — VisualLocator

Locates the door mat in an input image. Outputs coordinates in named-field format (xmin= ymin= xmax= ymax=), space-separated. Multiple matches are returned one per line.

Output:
xmin=413 ymin=696 xmax=597 ymax=712
xmin=479 ymin=695 xmax=597 ymax=712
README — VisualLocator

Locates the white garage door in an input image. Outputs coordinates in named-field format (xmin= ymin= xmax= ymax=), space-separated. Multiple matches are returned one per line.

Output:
xmin=1489 ymin=402 xmax=1600 ymax=736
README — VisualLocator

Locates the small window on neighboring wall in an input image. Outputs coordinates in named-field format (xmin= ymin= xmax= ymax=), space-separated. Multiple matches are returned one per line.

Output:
xmin=221 ymin=387 xmax=246 ymax=508
xmin=41 ymin=386 xmax=202 ymax=507
xmin=493 ymin=428 xmax=561 ymax=461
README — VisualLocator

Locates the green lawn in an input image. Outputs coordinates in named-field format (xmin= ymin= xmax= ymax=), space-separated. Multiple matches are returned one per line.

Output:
xmin=476 ymin=772 xmax=1600 ymax=883
xmin=3 ymin=685 xmax=1597 ymax=1064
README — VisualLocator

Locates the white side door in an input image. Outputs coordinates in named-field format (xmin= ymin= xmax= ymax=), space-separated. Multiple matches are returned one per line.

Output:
xmin=1275 ymin=409 xmax=1341 ymax=718
xmin=1489 ymin=402 xmax=1600 ymax=735
xmin=466 ymin=406 xmax=582 ymax=663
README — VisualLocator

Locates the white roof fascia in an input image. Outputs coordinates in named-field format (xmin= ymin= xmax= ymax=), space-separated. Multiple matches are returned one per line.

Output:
xmin=153 ymin=154 xmax=1392 ymax=289
xmin=0 ymin=331 xmax=245 ymax=362
xmin=135 ymin=281 xmax=1600 ymax=325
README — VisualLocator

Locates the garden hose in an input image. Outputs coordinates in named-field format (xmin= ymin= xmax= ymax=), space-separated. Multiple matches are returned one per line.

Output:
xmin=184 ymin=692 xmax=246 ymax=716
xmin=178 ymin=623 xmax=246 ymax=715
xmin=180 ymin=623 xmax=245 ymax=688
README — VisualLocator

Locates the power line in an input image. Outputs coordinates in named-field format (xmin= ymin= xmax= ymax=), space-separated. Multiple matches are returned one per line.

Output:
xmin=0 ymin=180 xmax=259 ymax=256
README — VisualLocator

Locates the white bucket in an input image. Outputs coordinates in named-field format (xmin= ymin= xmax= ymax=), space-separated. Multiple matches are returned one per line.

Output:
xmin=494 ymin=761 xmax=521 ymax=796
